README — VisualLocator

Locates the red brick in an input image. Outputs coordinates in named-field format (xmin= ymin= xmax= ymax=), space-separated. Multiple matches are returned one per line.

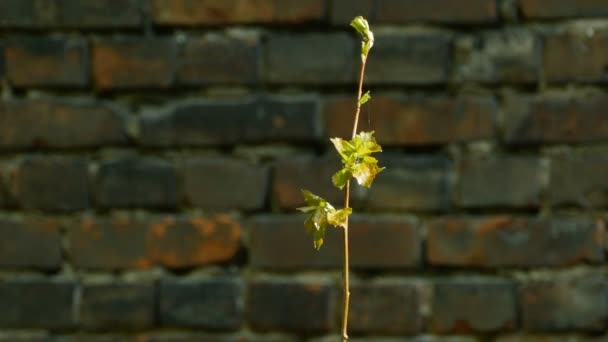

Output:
xmin=458 ymin=156 xmax=543 ymax=208
xmin=349 ymin=280 xmax=425 ymax=334
xmin=521 ymin=270 xmax=608 ymax=332
xmin=140 ymin=96 xmax=320 ymax=146
xmin=95 ymin=157 xmax=177 ymax=210
xmin=375 ymin=0 xmax=498 ymax=24
xmin=69 ymin=214 xmax=242 ymax=270
xmin=248 ymin=278 xmax=335 ymax=332
xmin=325 ymin=95 xmax=496 ymax=146
xmin=249 ymin=215 xmax=421 ymax=270
xmin=0 ymin=216 xmax=62 ymax=270
xmin=93 ymin=38 xmax=176 ymax=89
xmin=504 ymin=94 xmax=608 ymax=145
xmin=81 ymin=282 xmax=155 ymax=330
xmin=550 ymin=153 xmax=608 ymax=208
xmin=521 ymin=0 xmax=608 ymax=19
xmin=4 ymin=38 xmax=87 ymax=87
xmin=431 ymin=278 xmax=517 ymax=333
xmin=543 ymin=29 xmax=608 ymax=83
xmin=0 ymin=0 xmax=141 ymax=28
xmin=264 ymin=33 xmax=356 ymax=84
xmin=0 ymin=99 xmax=128 ymax=150
xmin=9 ymin=156 xmax=89 ymax=212
xmin=367 ymin=30 xmax=451 ymax=85
xmin=178 ymin=33 xmax=259 ymax=86
xmin=427 ymin=216 xmax=605 ymax=267
xmin=273 ymin=155 xmax=344 ymax=210
xmin=0 ymin=279 xmax=76 ymax=329
xmin=150 ymin=0 xmax=324 ymax=25
xmin=160 ymin=277 xmax=243 ymax=329
xmin=181 ymin=157 xmax=269 ymax=211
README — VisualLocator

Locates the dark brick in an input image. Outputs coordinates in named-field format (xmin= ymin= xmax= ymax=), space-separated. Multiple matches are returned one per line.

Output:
xmin=366 ymin=155 xmax=451 ymax=212
xmin=264 ymin=33 xmax=355 ymax=84
xmin=249 ymin=215 xmax=421 ymax=270
xmin=95 ymin=157 xmax=177 ymax=209
xmin=140 ymin=334 xmax=245 ymax=342
xmin=150 ymin=0 xmax=324 ymax=25
xmin=181 ymin=157 xmax=269 ymax=211
xmin=0 ymin=42 xmax=5 ymax=80
xmin=521 ymin=271 xmax=608 ymax=332
xmin=366 ymin=30 xmax=451 ymax=85
xmin=69 ymin=214 xmax=242 ymax=270
xmin=325 ymin=95 xmax=496 ymax=146
xmin=0 ymin=216 xmax=62 ymax=270
xmin=0 ymin=0 xmax=141 ymax=28
xmin=458 ymin=156 xmax=543 ymax=208
xmin=0 ymin=279 xmax=75 ymax=329
xmin=178 ymin=34 xmax=259 ymax=86
xmin=504 ymin=94 xmax=608 ymax=145
xmin=495 ymin=336 xmax=597 ymax=342
xmin=454 ymin=29 xmax=541 ymax=84
xmin=160 ymin=277 xmax=243 ymax=330
xmin=273 ymin=155 xmax=344 ymax=210
xmin=0 ymin=99 xmax=128 ymax=150
xmin=431 ymin=278 xmax=517 ymax=333
xmin=0 ymin=332 xmax=49 ymax=342
xmin=4 ymin=38 xmax=87 ymax=87
xmin=93 ymin=38 xmax=176 ymax=89
xmin=550 ymin=153 xmax=608 ymax=208
xmin=543 ymin=29 xmax=608 ymax=83
xmin=521 ymin=0 xmax=608 ymax=19
xmin=375 ymin=0 xmax=498 ymax=24
xmin=248 ymin=278 xmax=335 ymax=332
xmin=427 ymin=216 xmax=605 ymax=267
xmin=52 ymin=336 xmax=133 ymax=342
xmin=349 ymin=280 xmax=425 ymax=334
xmin=140 ymin=96 xmax=320 ymax=146
xmin=81 ymin=282 xmax=155 ymax=330
xmin=9 ymin=156 xmax=89 ymax=212
xmin=330 ymin=0 xmax=373 ymax=25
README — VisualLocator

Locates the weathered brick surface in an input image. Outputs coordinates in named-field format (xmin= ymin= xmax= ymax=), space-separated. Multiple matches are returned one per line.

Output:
xmin=550 ymin=153 xmax=608 ymax=208
xmin=366 ymin=155 xmax=451 ymax=211
xmin=248 ymin=278 xmax=335 ymax=332
xmin=9 ymin=156 xmax=89 ymax=212
xmin=431 ymin=278 xmax=517 ymax=333
xmin=330 ymin=0 xmax=374 ymax=25
xmin=160 ymin=277 xmax=243 ymax=330
xmin=367 ymin=30 xmax=452 ymax=85
xmin=349 ymin=280 xmax=425 ymax=334
xmin=0 ymin=99 xmax=128 ymax=150
xmin=325 ymin=95 xmax=496 ymax=146
xmin=454 ymin=29 xmax=541 ymax=84
xmin=0 ymin=279 xmax=76 ymax=328
xmin=141 ymin=96 xmax=320 ymax=147
xmin=264 ymin=33 xmax=355 ymax=84
xmin=150 ymin=0 xmax=324 ymax=25
xmin=249 ymin=215 xmax=421 ymax=270
xmin=521 ymin=271 xmax=608 ymax=332
xmin=93 ymin=39 xmax=177 ymax=89
xmin=69 ymin=214 xmax=242 ymax=270
xmin=181 ymin=157 xmax=269 ymax=211
xmin=4 ymin=38 xmax=87 ymax=87
xmin=140 ymin=334 xmax=245 ymax=342
xmin=521 ymin=0 xmax=608 ymax=19
xmin=0 ymin=216 xmax=62 ymax=270
xmin=95 ymin=157 xmax=177 ymax=209
xmin=81 ymin=282 xmax=156 ymax=330
xmin=375 ymin=0 xmax=498 ymax=24
xmin=0 ymin=0 xmax=141 ymax=28
xmin=178 ymin=34 xmax=259 ymax=85
xmin=428 ymin=216 xmax=605 ymax=267
xmin=458 ymin=156 xmax=543 ymax=208
xmin=504 ymin=94 xmax=608 ymax=145
xmin=543 ymin=29 xmax=608 ymax=83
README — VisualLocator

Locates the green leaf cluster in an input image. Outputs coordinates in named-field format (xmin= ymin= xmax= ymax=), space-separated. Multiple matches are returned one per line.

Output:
xmin=330 ymin=131 xmax=385 ymax=189
xmin=350 ymin=16 xmax=374 ymax=61
xmin=297 ymin=190 xmax=352 ymax=250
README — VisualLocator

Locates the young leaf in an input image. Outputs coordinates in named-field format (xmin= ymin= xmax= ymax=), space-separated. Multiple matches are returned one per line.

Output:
xmin=359 ymin=91 xmax=371 ymax=106
xmin=301 ymin=189 xmax=324 ymax=207
xmin=313 ymin=225 xmax=326 ymax=250
xmin=327 ymin=208 xmax=352 ymax=228
xmin=332 ymin=168 xmax=351 ymax=190
xmin=352 ymin=161 xmax=385 ymax=188
xmin=330 ymin=137 xmax=353 ymax=161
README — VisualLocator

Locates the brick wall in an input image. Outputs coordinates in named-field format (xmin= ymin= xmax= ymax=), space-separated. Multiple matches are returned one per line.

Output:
xmin=0 ymin=0 xmax=607 ymax=341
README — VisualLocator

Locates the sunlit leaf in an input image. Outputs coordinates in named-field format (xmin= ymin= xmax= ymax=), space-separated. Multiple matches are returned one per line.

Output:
xmin=330 ymin=137 xmax=353 ymax=161
xmin=313 ymin=225 xmax=326 ymax=250
xmin=352 ymin=161 xmax=385 ymax=188
xmin=359 ymin=91 xmax=371 ymax=106
xmin=301 ymin=189 xmax=324 ymax=207
xmin=327 ymin=208 xmax=352 ymax=228
xmin=332 ymin=168 xmax=351 ymax=190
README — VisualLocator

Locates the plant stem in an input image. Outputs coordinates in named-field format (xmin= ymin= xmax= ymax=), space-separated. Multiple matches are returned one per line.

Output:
xmin=341 ymin=54 xmax=369 ymax=342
